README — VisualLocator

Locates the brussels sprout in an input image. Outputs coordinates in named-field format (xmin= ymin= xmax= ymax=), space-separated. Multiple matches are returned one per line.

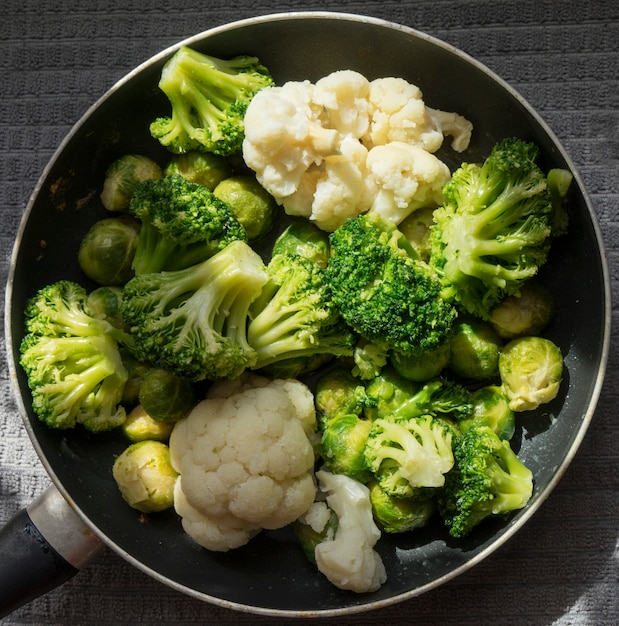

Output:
xmin=100 ymin=154 xmax=162 ymax=211
xmin=260 ymin=353 xmax=333 ymax=379
xmin=78 ymin=215 xmax=140 ymax=286
xmin=272 ymin=218 xmax=331 ymax=268
xmin=369 ymin=481 xmax=435 ymax=534
xmin=490 ymin=281 xmax=555 ymax=340
xmin=119 ymin=349 xmax=152 ymax=407
xmin=458 ymin=385 xmax=515 ymax=440
xmin=164 ymin=151 xmax=231 ymax=190
xmin=87 ymin=286 xmax=127 ymax=330
xmin=213 ymin=175 xmax=277 ymax=240
xmin=398 ymin=206 xmax=435 ymax=262
xmin=319 ymin=414 xmax=373 ymax=482
xmin=122 ymin=404 xmax=174 ymax=443
xmin=390 ymin=340 xmax=451 ymax=382
xmin=315 ymin=367 xmax=372 ymax=424
xmin=448 ymin=317 xmax=502 ymax=380
xmin=293 ymin=502 xmax=338 ymax=564
xmin=112 ymin=440 xmax=178 ymax=513
xmin=363 ymin=367 xmax=420 ymax=421
xmin=138 ymin=368 xmax=196 ymax=423
xmin=498 ymin=336 xmax=563 ymax=412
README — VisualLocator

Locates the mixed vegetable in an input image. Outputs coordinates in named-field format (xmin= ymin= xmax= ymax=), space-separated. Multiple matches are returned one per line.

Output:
xmin=19 ymin=46 xmax=572 ymax=594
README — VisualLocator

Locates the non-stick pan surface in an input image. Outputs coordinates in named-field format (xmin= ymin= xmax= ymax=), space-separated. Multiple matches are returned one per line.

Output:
xmin=4 ymin=12 xmax=610 ymax=617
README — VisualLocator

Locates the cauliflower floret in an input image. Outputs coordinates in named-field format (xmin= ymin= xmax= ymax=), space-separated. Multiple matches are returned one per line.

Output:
xmin=243 ymin=82 xmax=340 ymax=198
xmin=365 ymin=77 xmax=445 ymax=151
xmin=284 ymin=136 xmax=375 ymax=232
xmin=427 ymin=107 xmax=474 ymax=152
xmin=313 ymin=70 xmax=371 ymax=137
xmin=169 ymin=379 xmax=317 ymax=552
xmin=312 ymin=470 xmax=387 ymax=593
xmin=366 ymin=141 xmax=451 ymax=224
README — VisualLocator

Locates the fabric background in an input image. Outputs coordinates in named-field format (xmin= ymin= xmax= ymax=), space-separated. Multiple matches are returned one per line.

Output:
xmin=1 ymin=1 xmax=617 ymax=624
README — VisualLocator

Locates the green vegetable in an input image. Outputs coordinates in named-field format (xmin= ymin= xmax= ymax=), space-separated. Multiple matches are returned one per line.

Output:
xmin=86 ymin=286 xmax=127 ymax=331
xmin=100 ymin=154 xmax=163 ymax=212
xmin=112 ymin=440 xmax=178 ymax=513
xmin=390 ymin=340 xmax=451 ymax=382
xmin=326 ymin=212 xmax=457 ymax=357
xmin=19 ymin=280 xmax=130 ymax=431
xmin=430 ymin=138 xmax=557 ymax=320
xmin=489 ymin=280 xmax=554 ymax=339
xmin=293 ymin=503 xmax=339 ymax=564
xmin=438 ymin=425 xmax=533 ymax=538
xmin=398 ymin=206 xmax=436 ymax=263
xmin=365 ymin=369 xmax=473 ymax=423
xmin=138 ymin=368 xmax=196 ymax=423
xmin=77 ymin=216 xmax=140 ymax=286
xmin=315 ymin=367 xmax=374 ymax=424
xmin=150 ymin=46 xmax=274 ymax=156
xmin=352 ymin=340 xmax=389 ymax=381
xmin=547 ymin=167 xmax=572 ymax=236
xmin=364 ymin=415 xmax=455 ymax=497
xmin=213 ymin=175 xmax=277 ymax=240
xmin=369 ymin=481 xmax=435 ymax=534
xmin=247 ymin=252 xmax=356 ymax=372
xmin=120 ymin=239 xmax=268 ymax=382
xmin=448 ymin=317 xmax=502 ymax=380
xmin=319 ymin=413 xmax=373 ymax=482
xmin=498 ymin=336 xmax=563 ymax=411
xmin=271 ymin=218 xmax=331 ymax=268
xmin=121 ymin=404 xmax=174 ymax=443
xmin=458 ymin=385 xmax=515 ymax=440
xmin=164 ymin=150 xmax=231 ymax=190
xmin=129 ymin=174 xmax=247 ymax=275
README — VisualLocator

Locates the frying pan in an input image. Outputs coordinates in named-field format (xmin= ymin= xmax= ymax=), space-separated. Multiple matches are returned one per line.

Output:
xmin=1 ymin=11 xmax=610 ymax=618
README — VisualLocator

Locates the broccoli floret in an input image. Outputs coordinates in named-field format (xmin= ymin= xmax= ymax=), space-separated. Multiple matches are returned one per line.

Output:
xmin=438 ymin=425 xmax=533 ymax=538
xmin=129 ymin=174 xmax=246 ymax=275
xmin=150 ymin=46 xmax=274 ymax=156
xmin=326 ymin=213 xmax=457 ymax=357
xmin=364 ymin=368 xmax=473 ymax=423
xmin=19 ymin=280 xmax=130 ymax=431
xmin=247 ymin=253 xmax=356 ymax=371
xmin=430 ymin=138 xmax=556 ymax=320
xmin=120 ymin=240 xmax=268 ymax=382
xmin=364 ymin=415 xmax=455 ymax=498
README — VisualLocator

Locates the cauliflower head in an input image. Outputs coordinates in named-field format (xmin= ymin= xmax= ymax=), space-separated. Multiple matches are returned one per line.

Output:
xmin=169 ymin=376 xmax=317 ymax=552
xmin=242 ymin=69 xmax=472 ymax=232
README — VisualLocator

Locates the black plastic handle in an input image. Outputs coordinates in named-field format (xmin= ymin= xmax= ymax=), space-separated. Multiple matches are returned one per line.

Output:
xmin=0 ymin=486 xmax=102 ymax=618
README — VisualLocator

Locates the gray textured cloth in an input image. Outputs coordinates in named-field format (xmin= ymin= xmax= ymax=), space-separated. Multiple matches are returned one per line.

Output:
xmin=1 ymin=1 xmax=617 ymax=624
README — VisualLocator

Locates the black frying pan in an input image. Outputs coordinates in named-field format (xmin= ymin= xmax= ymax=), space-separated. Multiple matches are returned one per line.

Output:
xmin=1 ymin=12 xmax=611 ymax=618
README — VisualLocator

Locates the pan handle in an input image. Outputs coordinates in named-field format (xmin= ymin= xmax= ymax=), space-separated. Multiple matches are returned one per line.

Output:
xmin=0 ymin=484 xmax=103 ymax=618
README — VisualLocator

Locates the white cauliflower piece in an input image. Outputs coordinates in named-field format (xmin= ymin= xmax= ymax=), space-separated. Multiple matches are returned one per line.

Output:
xmin=365 ymin=77 xmax=445 ymax=151
xmin=427 ymin=107 xmax=474 ymax=152
xmin=284 ymin=135 xmax=375 ymax=232
xmin=366 ymin=141 xmax=451 ymax=224
xmin=242 ymin=81 xmax=340 ymax=198
xmin=312 ymin=470 xmax=387 ymax=593
xmin=169 ymin=379 xmax=317 ymax=552
xmin=313 ymin=70 xmax=371 ymax=137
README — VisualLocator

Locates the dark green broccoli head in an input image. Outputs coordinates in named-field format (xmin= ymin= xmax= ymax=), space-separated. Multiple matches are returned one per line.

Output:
xmin=121 ymin=239 xmax=268 ymax=382
xmin=438 ymin=425 xmax=533 ymax=538
xmin=150 ymin=46 xmax=274 ymax=156
xmin=247 ymin=253 xmax=356 ymax=371
xmin=326 ymin=213 xmax=457 ymax=357
xmin=430 ymin=137 xmax=556 ymax=320
xmin=129 ymin=174 xmax=246 ymax=274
